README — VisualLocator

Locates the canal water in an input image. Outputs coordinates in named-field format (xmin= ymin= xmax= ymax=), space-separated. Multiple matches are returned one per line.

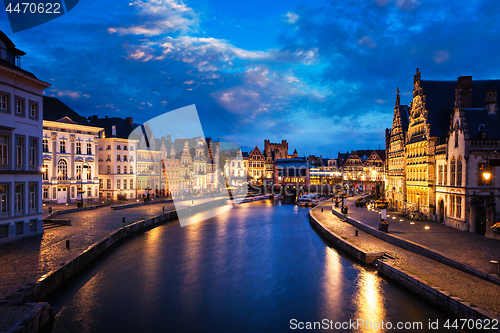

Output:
xmin=47 ymin=201 xmax=466 ymax=332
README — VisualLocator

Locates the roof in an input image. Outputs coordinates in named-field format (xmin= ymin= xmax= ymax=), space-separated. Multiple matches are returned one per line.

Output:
xmin=43 ymin=97 xmax=90 ymax=125
xmin=464 ymin=109 xmax=500 ymax=139
xmin=88 ymin=116 xmax=138 ymax=139
xmin=419 ymin=80 xmax=457 ymax=138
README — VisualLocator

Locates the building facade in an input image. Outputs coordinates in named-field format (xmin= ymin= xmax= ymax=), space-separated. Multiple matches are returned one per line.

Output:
xmin=248 ymin=146 xmax=265 ymax=185
xmin=0 ymin=31 xmax=50 ymax=243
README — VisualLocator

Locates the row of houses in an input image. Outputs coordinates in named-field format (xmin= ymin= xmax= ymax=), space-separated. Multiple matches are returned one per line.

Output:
xmin=385 ymin=69 xmax=500 ymax=239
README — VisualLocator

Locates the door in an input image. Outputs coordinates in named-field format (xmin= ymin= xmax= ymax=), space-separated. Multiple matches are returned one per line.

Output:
xmin=57 ymin=187 xmax=67 ymax=203
xmin=438 ymin=200 xmax=444 ymax=223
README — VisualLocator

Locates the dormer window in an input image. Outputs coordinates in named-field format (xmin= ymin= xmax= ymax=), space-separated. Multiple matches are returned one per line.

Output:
xmin=478 ymin=124 xmax=487 ymax=139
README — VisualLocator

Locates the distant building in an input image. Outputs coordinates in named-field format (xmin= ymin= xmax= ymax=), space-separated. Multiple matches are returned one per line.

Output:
xmin=224 ymin=149 xmax=248 ymax=187
xmin=248 ymin=146 xmax=265 ymax=185
xmin=0 ymin=31 xmax=50 ymax=243
xmin=87 ymin=115 xmax=138 ymax=201
xmin=42 ymin=98 xmax=103 ymax=204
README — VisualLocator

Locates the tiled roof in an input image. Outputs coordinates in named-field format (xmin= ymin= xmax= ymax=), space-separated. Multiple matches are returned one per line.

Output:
xmin=88 ymin=117 xmax=138 ymax=139
xmin=419 ymin=80 xmax=457 ymax=138
xmin=464 ymin=109 xmax=500 ymax=139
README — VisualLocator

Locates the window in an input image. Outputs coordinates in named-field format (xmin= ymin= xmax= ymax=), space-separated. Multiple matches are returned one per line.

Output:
xmin=450 ymin=158 xmax=456 ymax=186
xmin=15 ymin=98 xmax=24 ymax=116
xmin=123 ymin=166 xmax=127 ymax=174
xmin=456 ymin=196 xmax=462 ymax=218
xmin=15 ymin=136 xmax=24 ymax=170
xmin=117 ymin=179 xmax=121 ymax=189
xmin=85 ymin=166 xmax=91 ymax=180
xmin=43 ymin=187 xmax=48 ymax=199
xmin=124 ymin=155 xmax=128 ymax=162
xmin=130 ymin=179 xmax=133 ymax=189
xmin=117 ymin=155 xmax=121 ymax=161
xmin=0 ymin=135 xmax=8 ymax=168
xmin=130 ymin=146 xmax=134 ymax=151
xmin=43 ymin=138 xmax=49 ymax=152
xmin=123 ymin=179 xmax=127 ymax=189
xmin=99 ymin=179 xmax=103 ymax=189
xmin=107 ymin=165 xmax=111 ymax=174
xmin=117 ymin=166 xmax=121 ymax=174
xmin=57 ymin=159 xmax=68 ymax=180
xmin=106 ymin=154 xmax=111 ymax=162
xmin=0 ymin=93 xmax=8 ymax=112
xmin=124 ymin=146 xmax=128 ymax=151
xmin=0 ymin=185 xmax=8 ymax=213
xmin=444 ymin=165 xmax=447 ymax=186
xmin=42 ymin=164 xmax=48 ymax=180
xmin=15 ymin=184 xmax=23 ymax=212
xmin=76 ymin=141 xmax=82 ymax=154
xmin=16 ymin=222 xmax=24 ymax=235
xmin=29 ymin=184 xmax=36 ymax=210
xmin=87 ymin=187 xmax=91 ymax=197
xmin=60 ymin=140 xmax=66 ymax=154
xmin=117 ymin=145 xmax=121 ymax=150
xmin=457 ymin=157 xmax=462 ymax=187
xmin=0 ymin=225 xmax=8 ymax=238
xmin=29 ymin=102 xmax=38 ymax=119
xmin=87 ymin=142 xmax=92 ymax=155
xmin=107 ymin=179 xmax=111 ymax=190
xmin=29 ymin=138 xmax=37 ymax=170
xmin=438 ymin=165 xmax=443 ymax=185
xmin=76 ymin=165 xmax=82 ymax=180
xmin=478 ymin=162 xmax=492 ymax=185
xmin=106 ymin=145 xmax=111 ymax=150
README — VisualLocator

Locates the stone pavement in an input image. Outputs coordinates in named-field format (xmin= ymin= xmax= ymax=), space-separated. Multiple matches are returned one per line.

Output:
xmin=0 ymin=196 xmax=228 ymax=301
xmin=312 ymin=202 xmax=500 ymax=317
xmin=338 ymin=196 xmax=500 ymax=276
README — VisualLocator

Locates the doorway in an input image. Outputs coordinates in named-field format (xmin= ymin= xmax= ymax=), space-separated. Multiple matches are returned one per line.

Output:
xmin=57 ymin=187 xmax=67 ymax=203
xmin=438 ymin=200 xmax=444 ymax=223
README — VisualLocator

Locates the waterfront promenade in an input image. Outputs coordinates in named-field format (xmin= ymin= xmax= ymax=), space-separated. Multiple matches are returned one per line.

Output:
xmin=0 ymin=196 xmax=226 ymax=301
xmin=312 ymin=198 xmax=500 ymax=317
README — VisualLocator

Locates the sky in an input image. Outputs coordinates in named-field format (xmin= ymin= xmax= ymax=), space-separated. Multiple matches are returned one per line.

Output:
xmin=2 ymin=0 xmax=500 ymax=157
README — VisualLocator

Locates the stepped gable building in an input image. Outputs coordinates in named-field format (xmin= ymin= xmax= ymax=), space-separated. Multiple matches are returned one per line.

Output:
xmin=0 ymin=31 xmax=50 ymax=243
xmin=87 ymin=115 xmax=138 ymax=200
xmin=386 ymin=70 xmax=500 ymax=238
xmin=249 ymin=146 xmax=265 ymax=185
xmin=42 ymin=98 xmax=103 ymax=204
xmin=386 ymin=88 xmax=410 ymax=210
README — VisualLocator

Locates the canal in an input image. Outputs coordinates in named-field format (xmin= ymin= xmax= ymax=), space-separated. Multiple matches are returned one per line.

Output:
xmin=47 ymin=200 xmax=466 ymax=332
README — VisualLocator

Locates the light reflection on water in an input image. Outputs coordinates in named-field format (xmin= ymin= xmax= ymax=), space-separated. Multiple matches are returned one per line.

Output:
xmin=47 ymin=201 xmax=465 ymax=333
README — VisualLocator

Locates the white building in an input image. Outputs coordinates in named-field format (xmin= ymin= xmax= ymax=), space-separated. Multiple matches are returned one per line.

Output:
xmin=42 ymin=97 xmax=103 ymax=204
xmin=88 ymin=116 xmax=138 ymax=201
xmin=0 ymin=31 xmax=50 ymax=243
xmin=224 ymin=149 xmax=248 ymax=187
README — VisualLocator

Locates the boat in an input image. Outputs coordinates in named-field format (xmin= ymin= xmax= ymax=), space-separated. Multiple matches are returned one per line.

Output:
xmin=297 ymin=193 xmax=320 ymax=207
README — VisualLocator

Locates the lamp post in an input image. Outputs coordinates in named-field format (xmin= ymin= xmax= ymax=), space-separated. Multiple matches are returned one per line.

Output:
xmin=78 ymin=161 xmax=90 ymax=208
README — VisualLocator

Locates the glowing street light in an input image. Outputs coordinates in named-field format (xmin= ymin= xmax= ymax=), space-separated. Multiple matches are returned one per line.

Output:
xmin=483 ymin=171 xmax=492 ymax=181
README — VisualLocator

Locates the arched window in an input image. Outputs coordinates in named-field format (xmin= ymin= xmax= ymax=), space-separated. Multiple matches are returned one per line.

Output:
xmin=450 ymin=157 xmax=456 ymax=186
xmin=457 ymin=157 xmax=462 ymax=186
xmin=57 ymin=159 xmax=68 ymax=180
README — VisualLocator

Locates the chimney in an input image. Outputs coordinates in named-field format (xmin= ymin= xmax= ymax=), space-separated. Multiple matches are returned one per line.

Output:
xmin=92 ymin=115 xmax=98 ymax=120
xmin=112 ymin=125 xmax=116 ymax=137
xmin=485 ymin=89 xmax=497 ymax=115
xmin=456 ymin=76 xmax=473 ymax=108
xmin=125 ymin=117 xmax=133 ymax=126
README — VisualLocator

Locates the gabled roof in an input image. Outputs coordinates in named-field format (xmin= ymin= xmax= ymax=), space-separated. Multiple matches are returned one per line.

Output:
xmin=419 ymin=80 xmax=457 ymax=138
xmin=43 ymin=97 xmax=90 ymax=125
xmin=464 ymin=109 xmax=500 ymax=140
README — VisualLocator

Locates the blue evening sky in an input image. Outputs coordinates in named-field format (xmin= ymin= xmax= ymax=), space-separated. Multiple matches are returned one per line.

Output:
xmin=1 ymin=0 xmax=499 ymax=156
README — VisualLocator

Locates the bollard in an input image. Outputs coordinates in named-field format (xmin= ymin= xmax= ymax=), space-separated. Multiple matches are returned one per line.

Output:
xmin=321 ymin=208 xmax=323 ymax=212
xmin=490 ymin=261 xmax=499 ymax=274
xmin=355 ymin=230 xmax=358 ymax=237
xmin=163 ymin=206 xmax=164 ymax=211
xmin=66 ymin=240 xmax=70 ymax=249
xmin=49 ymin=206 xmax=52 ymax=213
xmin=123 ymin=217 xmax=125 ymax=223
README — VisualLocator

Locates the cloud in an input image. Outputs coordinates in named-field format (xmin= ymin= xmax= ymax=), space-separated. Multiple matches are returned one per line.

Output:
xmin=357 ymin=36 xmax=377 ymax=48
xmin=394 ymin=0 xmax=420 ymax=11
xmin=432 ymin=50 xmax=450 ymax=64
xmin=48 ymin=89 xmax=89 ymax=100
xmin=284 ymin=12 xmax=299 ymax=23
xmin=108 ymin=0 xmax=199 ymax=36
xmin=375 ymin=99 xmax=387 ymax=104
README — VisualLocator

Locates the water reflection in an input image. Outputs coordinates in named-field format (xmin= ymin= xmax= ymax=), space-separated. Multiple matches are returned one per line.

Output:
xmin=321 ymin=247 xmax=344 ymax=319
xmin=354 ymin=267 xmax=385 ymax=332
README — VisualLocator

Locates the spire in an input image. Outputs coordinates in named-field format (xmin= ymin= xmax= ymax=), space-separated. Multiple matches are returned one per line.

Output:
xmin=395 ymin=87 xmax=400 ymax=107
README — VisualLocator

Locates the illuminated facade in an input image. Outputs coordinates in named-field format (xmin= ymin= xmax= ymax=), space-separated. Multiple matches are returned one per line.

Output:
xmin=0 ymin=31 xmax=50 ymax=243
xmin=249 ymin=146 xmax=265 ymax=184
xmin=385 ymin=89 xmax=409 ymax=210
